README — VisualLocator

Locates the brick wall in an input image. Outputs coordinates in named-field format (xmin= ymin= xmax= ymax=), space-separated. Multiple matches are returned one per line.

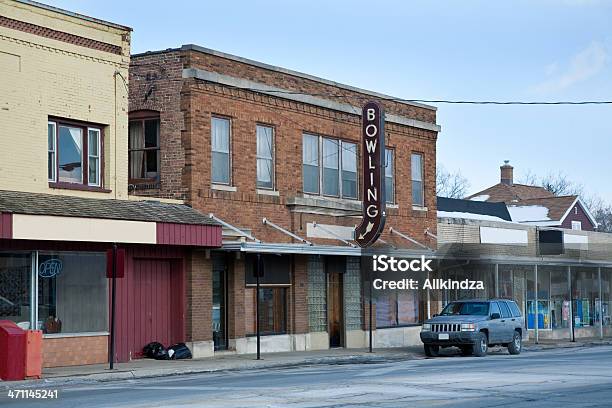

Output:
xmin=128 ymin=50 xmax=187 ymax=200
xmin=129 ymin=48 xmax=439 ymax=247
xmin=42 ymin=336 xmax=108 ymax=368
xmin=185 ymin=251 xmax=212 ymax=342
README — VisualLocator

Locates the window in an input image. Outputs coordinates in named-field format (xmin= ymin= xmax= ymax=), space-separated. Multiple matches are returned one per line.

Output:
xmin=385 ymin=149 xmax=394 ymax=204
xmin=376 ymin=288 xmax=420 ymax=328
xmin=303 ymin=133 xmax=358 ymax=199
xmin=48 ymin=119 xmax=103 ymax=188
xmin=489 ymin=302 xmax=500 ymax=317
xmin=572 ymin=221 xmax=582 ymax=230
xmin=38 ymin=252 xmax=108 ymax=334
xmin=302 ymin=134 xmax=319 ymax=194
xmin=508 ymin=301 xmax=522 ymax=317
xmin=256 ymin=125 xmax=274 ymax=189
xmin=322 ymin=138 xmax=339 ymax=196
xmin=341 ymin=142 xmax=357 ymax=199
xmin=411 ymin=152 xmax=424 ymax=206
xmin=258 ymin=288 xmax=287 ymax=335
xmin=211 ymin=117 xmax=231 ymax=184
xmin=0 ymin=253 xmax=32 ymax=328
xmin=88 ymin=129 xmax=101 ymax=186
xmin=128 ymin=117 xmax=160 ymax=180
xmin=47 ymin=122 xmax=56 ymax=182
xmin=499 ymin=301 xmax=512 ymax=318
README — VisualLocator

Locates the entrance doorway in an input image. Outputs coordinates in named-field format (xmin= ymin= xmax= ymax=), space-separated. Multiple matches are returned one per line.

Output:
xmin=212 ymin=255 xmax=227 ymax=350
xmin=327 ymin=257 xmax=345 ymax=348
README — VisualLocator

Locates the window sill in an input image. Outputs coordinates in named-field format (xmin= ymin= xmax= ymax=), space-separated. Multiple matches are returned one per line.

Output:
xmin=257 ymin=189 xmax=279 ymax=196
xmin=49 ymin=182 xmax=111 ymax=193
xmin=386 ymin=203 xmax=399 ymax=209
xmin=211 ymin=184 xmax=237 ymax=192
xmin=413 ymin=206 xmax=428 ymax=211
xmin=43 ymin=331 xmax=109 ymax=339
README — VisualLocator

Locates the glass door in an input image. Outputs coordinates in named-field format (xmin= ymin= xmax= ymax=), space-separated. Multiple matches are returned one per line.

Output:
xmin=212 ymin=258 xmax=227 ymax=350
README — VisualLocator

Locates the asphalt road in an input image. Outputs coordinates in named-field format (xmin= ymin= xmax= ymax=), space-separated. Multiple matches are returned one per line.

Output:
xmin=3 ymin=346 xmax=612 ymax=408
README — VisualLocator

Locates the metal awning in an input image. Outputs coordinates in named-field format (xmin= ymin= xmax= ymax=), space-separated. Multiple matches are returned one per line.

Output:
xmin=221 ymin=241 xmax=436 ymax=257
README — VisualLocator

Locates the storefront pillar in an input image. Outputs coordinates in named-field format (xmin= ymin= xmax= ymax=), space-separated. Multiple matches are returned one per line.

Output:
xmin=494 ymin=264 xmax=499 ymax=298
xmin=568 ymin=266 xmax=575 ymax=342
xmin=599 ymin=267 xmax=604 ymax=340
xmin=534 ymin=264 xmax=539 ymax=344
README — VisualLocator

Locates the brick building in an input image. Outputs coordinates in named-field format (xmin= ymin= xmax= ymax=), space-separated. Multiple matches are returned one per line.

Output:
xmin=129 ymin=44 xmax=441 ymax=355
xmin=0 ymin=1 xmax=221 ymax=368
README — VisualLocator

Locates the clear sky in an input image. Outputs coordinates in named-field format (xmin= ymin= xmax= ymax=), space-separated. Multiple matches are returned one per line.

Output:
xmin=46 ymin=0 xmax=612 ymax=201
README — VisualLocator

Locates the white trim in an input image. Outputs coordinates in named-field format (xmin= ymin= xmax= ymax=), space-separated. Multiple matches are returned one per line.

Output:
xmin=413 ymin=205 xmax=428 ymax=211
xmin=87 ymin=127 xmax=101 ymax=187
xmin=257 ymin=189 xmax=279 ymax=196
xmin=47 ymin=121 xmax=57 ymax=182
xmin=44 ymin=331 xmax=109 ymax=339
xmin=211 ymin=184 xmax=237 ymax=192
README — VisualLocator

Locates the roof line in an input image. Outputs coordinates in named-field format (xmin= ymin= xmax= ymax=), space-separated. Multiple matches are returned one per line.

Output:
xmin=558 ymin=196 xmax=599 ymax=229
xmin=15 ymin=0 xmax=132 ymax=31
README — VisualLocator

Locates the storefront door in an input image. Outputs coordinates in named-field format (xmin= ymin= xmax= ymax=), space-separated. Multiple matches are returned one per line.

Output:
xmin=212 ymin=256 xmax=227 ymax=350
xmin=328 ymin=270 xmax=344 ymax=348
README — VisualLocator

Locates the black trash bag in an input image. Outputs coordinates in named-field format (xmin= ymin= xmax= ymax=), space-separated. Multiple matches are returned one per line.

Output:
xmin=153 ymin=348 xmax=170 ymax=360
xmin=143 ymin=342 xmax=165 ymax=359
xmin=167 ymin=343 xmax=192 ymax=360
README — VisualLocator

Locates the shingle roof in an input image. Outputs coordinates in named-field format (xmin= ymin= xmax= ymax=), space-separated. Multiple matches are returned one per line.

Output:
xmin=437 ymin=197 xmax=512 ymax=221
xmin=466 ymin=183 xmax=554 ymax=203
xmin=508 ymin=195 xmax=578 ymax=222
xmin=0 ymin=190 xmax=218 ymax=226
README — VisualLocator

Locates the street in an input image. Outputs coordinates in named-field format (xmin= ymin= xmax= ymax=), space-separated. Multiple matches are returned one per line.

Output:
xmin=2 ymin=345 xmax=612 ymax=407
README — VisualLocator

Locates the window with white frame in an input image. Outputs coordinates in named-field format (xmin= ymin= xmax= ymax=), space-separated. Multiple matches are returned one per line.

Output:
xmin=48 ymin=119 xmax=102 ymax=188
xmin=411 ymin=152 xmax=424 ymax=206
xmin=211 ymin=117 xmax=231 ymax=185
xmin=302 ymin=133 xmax=358 ymax=199
xmin=256 ymin=125 xmax=274 ymax=189
xmin=385 ymin=149 xmax=394 ymax=204
xmin=572 ymin=221 xmax=582 ymax=230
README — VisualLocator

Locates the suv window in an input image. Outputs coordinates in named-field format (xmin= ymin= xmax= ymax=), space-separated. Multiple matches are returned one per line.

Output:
xmin=499 ymin=302 xmax=512 ymax=318
xmin=489 ymin=302 xmax=501 ymax=318
xmin=441 ymin=302 xmax=489 ymax=316
xmin=508 ymin=301 xmax=522 ymax=317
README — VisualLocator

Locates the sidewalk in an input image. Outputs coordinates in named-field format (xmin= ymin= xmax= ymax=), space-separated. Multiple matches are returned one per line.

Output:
xmin=3 ymin=339 xmax=612 ymax=388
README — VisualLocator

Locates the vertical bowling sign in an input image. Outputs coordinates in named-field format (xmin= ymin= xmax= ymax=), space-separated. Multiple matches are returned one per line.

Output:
xmin=355 ymin=101 xmax=386 ymax=248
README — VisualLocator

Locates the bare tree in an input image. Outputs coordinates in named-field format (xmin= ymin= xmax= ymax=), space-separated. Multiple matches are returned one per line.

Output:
xmin=436 ymin=166 xmax=471 ymax=199
xmin=540 ymin=172 xmax=584 ymax=196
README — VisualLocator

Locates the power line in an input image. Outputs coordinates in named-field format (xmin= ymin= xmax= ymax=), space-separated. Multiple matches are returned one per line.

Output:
xmin=240 ymin=88 xmax=612 ymax=105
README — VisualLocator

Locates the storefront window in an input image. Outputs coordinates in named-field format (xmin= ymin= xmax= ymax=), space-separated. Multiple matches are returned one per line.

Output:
xmin=571 ymin=266 xmax=599 ymax=329
xmin=0 ymin=253 xmax=32 ymax=328
xmin=38 ymin=252 xmax=108 ymax=334
xmin=257 ymin=287 xmax=286 ymax=335
xmin=375 ymin=289 xmax=421 ymax=328
xmin=549 ymin=267 xmax=570 ymax=331
xmin=444 ymin=262 xmax=495 ymax=302
xmin=603 ymin=268 xmax=611 ymax=329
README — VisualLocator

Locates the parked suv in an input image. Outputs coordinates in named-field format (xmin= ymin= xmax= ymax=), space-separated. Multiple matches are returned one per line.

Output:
xmin=420 ymin=299 xmax=525 ymax=357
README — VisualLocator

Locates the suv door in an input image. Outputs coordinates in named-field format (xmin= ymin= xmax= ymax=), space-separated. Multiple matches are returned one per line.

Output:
xmin=507 ymin=300 xmax=525 ymax=333
xmin=498 ymin=301 xmax=514 ymax=343
xmin=488 ymin=302 xmax=503 ymax=344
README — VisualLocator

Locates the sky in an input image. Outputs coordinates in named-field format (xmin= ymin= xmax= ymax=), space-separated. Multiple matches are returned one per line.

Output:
xmin=46 ymin=0 xmax=612 ymax=201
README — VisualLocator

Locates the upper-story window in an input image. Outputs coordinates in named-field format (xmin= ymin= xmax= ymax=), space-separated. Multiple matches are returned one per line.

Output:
xmin=256 ymin=125 xmax=274 ymax=189
xmin=302 ymin=133 xmax=357 ymax=199
xmin=212 ymin=117 xmax=231 ymax=185
xmin=411 ymin=152 xmax=424 ymax=206
xmin=128 ymin=112 xmax=160 ymax=181
xmin=385 ymin=149 xmax=394 ymax=204
xmin=572 ymin=220 xmax=582 ymax=230
xmin=48 ymin=118 xmax=102 ymax=187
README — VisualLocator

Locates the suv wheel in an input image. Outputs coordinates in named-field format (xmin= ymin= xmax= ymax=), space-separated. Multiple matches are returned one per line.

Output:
xmin=508 ymin=330 xmax=522 ymax=355
xmin=424 ymin=344 xmax=439 ymax=357
xmin=473 ymin=333 xmax=488 ymax=357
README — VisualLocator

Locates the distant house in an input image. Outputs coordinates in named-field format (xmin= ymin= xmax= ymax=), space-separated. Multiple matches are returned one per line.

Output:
xmin=466 ymin=161 xmax=598 ymax=231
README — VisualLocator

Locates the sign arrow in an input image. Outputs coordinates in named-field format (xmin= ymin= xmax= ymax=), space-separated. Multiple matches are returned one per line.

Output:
xmin=358 ymin=221 xmax=374 ymax=240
